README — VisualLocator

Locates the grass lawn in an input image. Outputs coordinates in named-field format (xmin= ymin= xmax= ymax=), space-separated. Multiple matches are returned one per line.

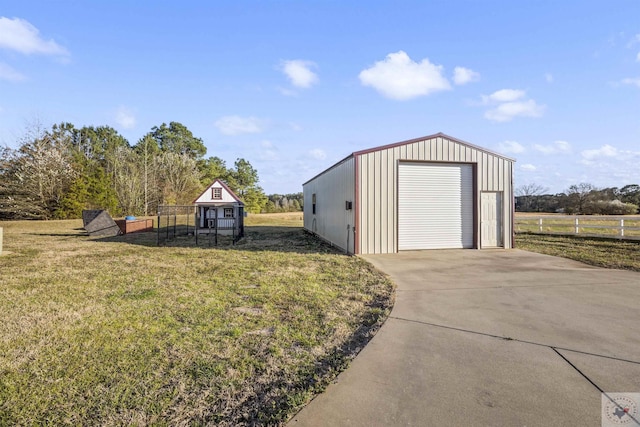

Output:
xmin=0 ymin=213 xmax=394 ymax=426
xmin=516 ymin=233 xmax=640 ymax=272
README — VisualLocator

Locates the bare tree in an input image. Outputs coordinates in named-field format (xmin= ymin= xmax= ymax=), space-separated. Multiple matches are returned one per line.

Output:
xmin=515 ymin=183 xmax=548 ymax=212
xmin=564 ymin=183 xmax=596 ymax=214
xmin=110 ymin=146 xmax=145 ymax=215
xmin=9 ymin=124 xmax=77 ymax=218
xmin=156 ymin=152 xmax=202 ymax=205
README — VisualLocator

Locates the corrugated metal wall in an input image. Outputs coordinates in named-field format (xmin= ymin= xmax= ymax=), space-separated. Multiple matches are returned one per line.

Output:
xmin=357 ymin=135 xmax=513 ymax=254
xmin=303 ymin=157 xmax=356 ymax=253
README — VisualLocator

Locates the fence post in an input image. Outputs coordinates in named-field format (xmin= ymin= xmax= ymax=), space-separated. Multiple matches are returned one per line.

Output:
xmin=538 ymin=218 xmax=543 ymax=233
xmin=620 ymin=219 xmax=624 ymax=237
xmin=575 ymin=217 xmax=579 ymax=234
xmin=173 ymin=212 xmax=177 ymax=238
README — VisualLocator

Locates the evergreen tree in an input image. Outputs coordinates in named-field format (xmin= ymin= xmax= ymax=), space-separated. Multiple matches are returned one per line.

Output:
xmin=148 ymin=122 xmax=206 ymax=159
xmin=227 ymin=158 xmax=267 ymax=213
xmin=198 ymin=156 xmax=231 ymax=186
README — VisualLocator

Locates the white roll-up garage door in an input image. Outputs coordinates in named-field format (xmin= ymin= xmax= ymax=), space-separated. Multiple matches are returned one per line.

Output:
xmin=398 ymin=163 xmax=474 ymax=250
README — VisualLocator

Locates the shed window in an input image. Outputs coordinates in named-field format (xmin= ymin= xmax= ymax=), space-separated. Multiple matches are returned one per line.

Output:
xmin=312 ymin=193 xmax=316 ymax=215
xmin=224 ymin=208 xmax=234 ymax=218
xmin=212 ymin=187 xmax=222 ymax=199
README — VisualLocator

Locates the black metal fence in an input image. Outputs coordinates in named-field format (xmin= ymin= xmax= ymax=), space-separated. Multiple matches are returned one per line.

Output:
xmin=156 ymin=205 xmax=245 ymax=246
xmin=156 ymin=205 xmax=197 ymax=245
xmin=194 ymin=209 xmax=244 ymax=246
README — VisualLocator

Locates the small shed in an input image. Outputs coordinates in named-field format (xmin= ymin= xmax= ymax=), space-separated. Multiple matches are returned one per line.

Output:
xmin=303 ymin=132 xmax=515 ymax=254
xmin=193 ymin=179 xmax=244 ymax=238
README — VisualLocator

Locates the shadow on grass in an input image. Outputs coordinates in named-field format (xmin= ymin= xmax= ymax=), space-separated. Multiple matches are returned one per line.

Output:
xmin=26 ymin=233 xmax=87 ymax=237
xmin=91 ymin=226 xmax=348 ymax=255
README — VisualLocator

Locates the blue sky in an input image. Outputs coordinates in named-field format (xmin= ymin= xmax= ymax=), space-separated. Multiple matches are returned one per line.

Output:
xmin=1 ymin=1 xmax=639 ymax=194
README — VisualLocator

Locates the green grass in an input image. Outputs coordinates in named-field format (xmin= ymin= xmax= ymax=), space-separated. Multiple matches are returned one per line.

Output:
xmin=0 ymin=213 xmax=394 ymax=425
xmin=516 ymin=233 xmax=640 ymax=272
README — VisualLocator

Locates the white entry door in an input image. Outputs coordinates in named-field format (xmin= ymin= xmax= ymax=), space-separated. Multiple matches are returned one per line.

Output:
xmin=481 ymin=192 xmax=503 ymax=248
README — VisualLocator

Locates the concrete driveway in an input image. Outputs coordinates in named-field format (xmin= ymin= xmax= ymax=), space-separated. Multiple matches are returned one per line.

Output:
xmin=289 ymin=249 xmax=640 ymax=426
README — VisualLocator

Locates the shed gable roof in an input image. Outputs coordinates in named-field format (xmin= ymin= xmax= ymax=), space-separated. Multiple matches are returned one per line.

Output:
xmin=193 ymin=179 xmax=244 ymax=205
xmin=352 ymin=132 xmax=515 ymax=161
xmin=303 ymin=132 xmax=515 ymax=185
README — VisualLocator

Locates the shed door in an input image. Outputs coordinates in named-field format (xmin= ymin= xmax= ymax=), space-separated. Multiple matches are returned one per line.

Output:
xmin=398 ymin=163 xmax=474 ymax=250
xmin=481 ymin=192 xmax=503 ymax=248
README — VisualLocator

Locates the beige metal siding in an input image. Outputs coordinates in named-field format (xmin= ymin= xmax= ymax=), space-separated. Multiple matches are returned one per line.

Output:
xmin=357 ymin=135 xmax=514 ymax=254
xmin=303 ymin=157 xmax=356 ymax=253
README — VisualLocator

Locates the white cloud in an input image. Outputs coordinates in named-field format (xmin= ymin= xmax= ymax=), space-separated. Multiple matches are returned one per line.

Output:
xmin=281 ymin=60 xmax=318 ymax=88
xmin=485 ymin=100 xmax=545 ymax=122
xmin=452 ymin=66 xmax=480 ymax=85
xmin=259 ymin=140 xmax=278 ymax=161
xmin=482 ymin=89 xmax=526 ymax=104
xmin=359 ymin=51 xmax=451 ymax=100
xmin=481 ymin=89 xmax=544 ymax=122
xmin=0 ymin=62 xmax=25 ymax=81
xmin=545 ymin=73 xmax=554 ymax=83
xmin=0 ymin=17 xmax=68 ymax=56
xmin=533 ymin=140 xmax=571 ymax=154
xmin=277 ymin=87 xmax=298 ymax=97
xmin=620 ymin=77 xmax=640 ymax=87
xmin=636 ymin=52 xmax=640 ymax=62
xmin=520 ymin=164 xmax=537 ymax=171
xmin=498 ymin=140 xmax=525 ymax=154
xmin=577 ymin=145 xmax=640 ymax=183
xmin=627 ymin=34 xmax=640 ymax=47
xmin=309 ymin=148 xmax=326 ymax=160
xmin=114 ymin=106 xmax=136 ymax=129
xmin=581 ymin=144 xmax=617 ymax=160
xmin=214 ymin=115 xmax=265 ymax=135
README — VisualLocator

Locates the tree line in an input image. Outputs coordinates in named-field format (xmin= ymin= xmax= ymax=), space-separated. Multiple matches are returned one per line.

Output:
xmin=516 ymin=183 xmax=640 ymax=215
xmin=0 ymin=120 xmax=268 ymax=220
xmin=263 ymin=193 xmax=304 ymax=213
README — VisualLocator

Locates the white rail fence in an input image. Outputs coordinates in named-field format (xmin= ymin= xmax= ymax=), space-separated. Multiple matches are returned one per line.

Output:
xmin=515 ymin=215 xmax=640 ymax=240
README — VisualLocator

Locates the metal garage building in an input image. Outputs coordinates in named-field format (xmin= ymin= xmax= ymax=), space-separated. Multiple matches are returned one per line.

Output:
xmin=302 ymin=133 xmax=515 ymax=254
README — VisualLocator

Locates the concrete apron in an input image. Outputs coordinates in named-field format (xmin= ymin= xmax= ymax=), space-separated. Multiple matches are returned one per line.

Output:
xmin=289 ymin=249 xmax=640 ymax=426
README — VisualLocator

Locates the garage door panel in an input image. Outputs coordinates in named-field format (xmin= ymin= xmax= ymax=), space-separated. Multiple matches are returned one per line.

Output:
xmin=398 ymin=163 xmax=473 ymax=250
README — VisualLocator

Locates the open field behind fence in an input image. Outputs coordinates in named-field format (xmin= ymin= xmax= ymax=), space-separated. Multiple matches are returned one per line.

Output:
xmin=515 ymin=215 xmax=640 ymax=240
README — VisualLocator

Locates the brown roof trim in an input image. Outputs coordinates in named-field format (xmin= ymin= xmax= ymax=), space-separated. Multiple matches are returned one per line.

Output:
xmin=352 ymin=132 xmax=516 ymax=162
xmin=354 ymin=155 xmax=360 ymax=254
xmin=192 ymin=179 xmax=245 ymax=205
